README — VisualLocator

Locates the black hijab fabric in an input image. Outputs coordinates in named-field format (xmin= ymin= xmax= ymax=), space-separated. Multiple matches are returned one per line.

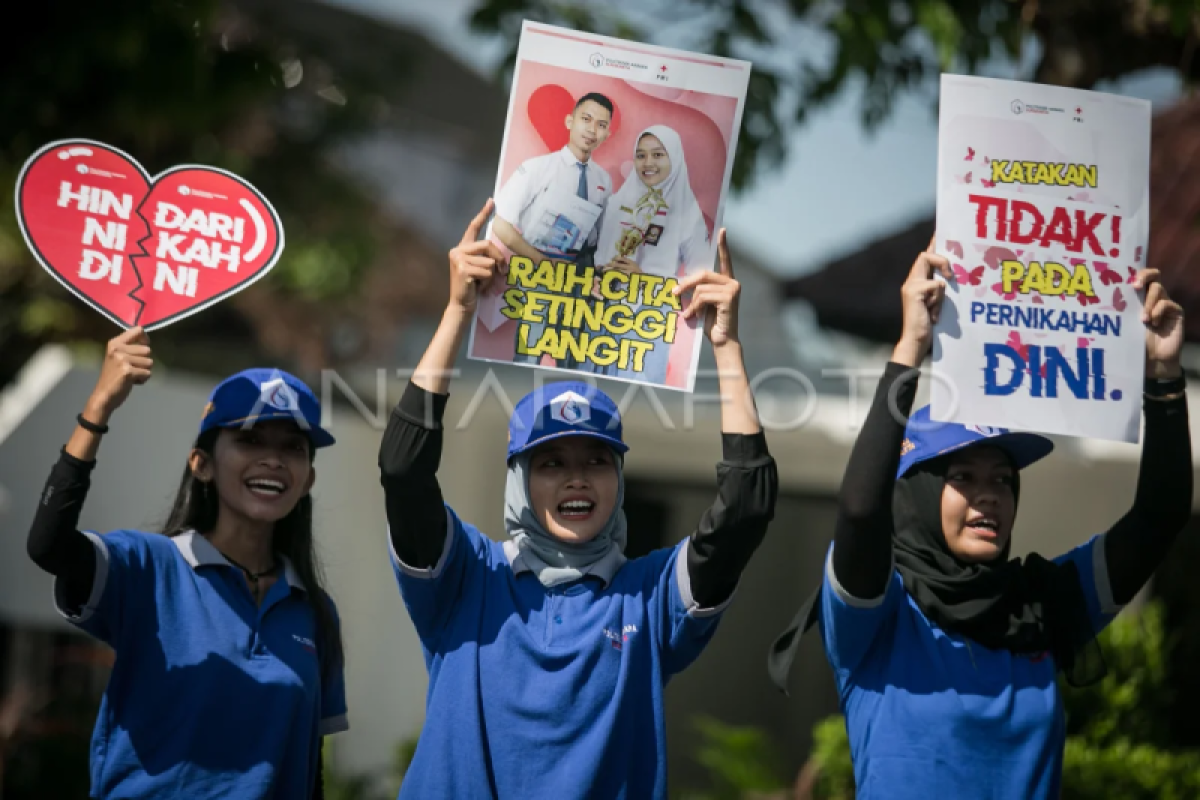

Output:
xmin=768 ymin=456 xmax=1106 ymax=692
xmin=893 ymin=461 xmax=1105 ymax=687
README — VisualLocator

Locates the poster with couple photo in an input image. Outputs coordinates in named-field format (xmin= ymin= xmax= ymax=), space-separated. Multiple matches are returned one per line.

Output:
xmin=468 ymin=21 xmax=751 ymax=392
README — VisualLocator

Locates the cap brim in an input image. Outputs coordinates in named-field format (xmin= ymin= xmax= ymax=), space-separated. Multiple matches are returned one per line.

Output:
xmin=217 ymin=411 xmax=336 ymax=448
xmin=933 ymin=431 xmax=1054 ymax=471
xmin=508 ymin=429 xmax=628 ymax=461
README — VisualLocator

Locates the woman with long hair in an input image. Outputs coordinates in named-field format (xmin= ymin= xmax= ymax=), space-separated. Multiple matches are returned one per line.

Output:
xmin=768 ymin=245 xmax=1192 ymax=798
xmin=379 ymin=201 xmax=777 ymax=797
xmin=26 ymin=327 xmax=347 ymax=799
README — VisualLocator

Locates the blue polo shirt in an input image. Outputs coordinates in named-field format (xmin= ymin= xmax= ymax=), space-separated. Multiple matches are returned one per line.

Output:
xmin=392 ymin=506 xmax=731 ymax=799
xmin=56 ymin=529 xmax=348 ymax=799
xmin=820 ymin=534 xmax=1120 ymax=799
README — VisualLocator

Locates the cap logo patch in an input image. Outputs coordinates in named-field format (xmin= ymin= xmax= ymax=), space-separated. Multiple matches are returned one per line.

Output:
xmin=900 ymin=438 xmax=916 ymax=456
xmin=550 ymin=391 xmax=590 ymax=425
xmin=260 ymin=376 xmax=300 ymax=411
xmin=965 ymin=424 xmax=1002 ymax=437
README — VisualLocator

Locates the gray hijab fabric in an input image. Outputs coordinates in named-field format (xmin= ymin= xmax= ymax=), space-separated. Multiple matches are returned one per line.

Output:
xmin=503 ymin=451 xmax=628 ymax=588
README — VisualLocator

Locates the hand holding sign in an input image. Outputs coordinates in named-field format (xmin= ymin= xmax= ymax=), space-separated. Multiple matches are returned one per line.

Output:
xmin=448 ymin=199 xmax=505 ymax=313
xmin=675 ymin=229 xmax=739 ymax=348
xmin=16 ymin=139 xmax=283 ymax=331
xmin=85 ymin=327 xmax=154 ymax=424
xmin=894 ymin=240 xmax=953 ymax=367
xmin=1133 ymin=268 xmax=1185 ymax=378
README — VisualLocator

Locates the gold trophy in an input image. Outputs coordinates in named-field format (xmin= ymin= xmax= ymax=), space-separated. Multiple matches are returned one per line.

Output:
xmin=616 ymin=189 xmax=669 ymax=258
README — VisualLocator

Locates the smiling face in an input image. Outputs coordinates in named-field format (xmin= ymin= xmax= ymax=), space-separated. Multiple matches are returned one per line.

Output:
xmin=635 ymin=133 xmax=672 ymax=188
xmin=565 ymin=99 xmax=612 ymax=161
xmin=191 ymin=420 xmax=315 ymax=526
xmin=940 ymin=445 xmax=1017 ymax=563
xmin=526 ymin=436 xmax=620 ymax=545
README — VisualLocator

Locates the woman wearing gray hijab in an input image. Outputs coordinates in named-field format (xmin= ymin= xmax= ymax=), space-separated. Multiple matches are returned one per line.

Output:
xmin=377 ymin=200 xmax=778 ymax=799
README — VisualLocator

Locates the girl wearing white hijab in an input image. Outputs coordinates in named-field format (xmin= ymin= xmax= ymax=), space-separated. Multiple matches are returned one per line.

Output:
xmin=378 ymin=201 xmax=777 ymax=798
xmin=594 ymin=126 xmax=712 ymax=383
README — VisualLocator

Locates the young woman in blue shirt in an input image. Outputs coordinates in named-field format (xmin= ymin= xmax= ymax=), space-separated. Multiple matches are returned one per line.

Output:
xmin=379 ymin=200 xmax=778 ymax=798
xmin=26 ymin=330 xmax=348 ymax=799
xmin=770 ymin=245 xmax=1192 ymax=798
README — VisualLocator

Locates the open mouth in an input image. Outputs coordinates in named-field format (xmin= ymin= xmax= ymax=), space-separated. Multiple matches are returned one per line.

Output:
xmin=557 ymin=499 xmax=596 ymax=520
xmin=245 ymin=478 xmax=288 ymax=498
xmin=966 ymin=516 xmax=1000 ymax=538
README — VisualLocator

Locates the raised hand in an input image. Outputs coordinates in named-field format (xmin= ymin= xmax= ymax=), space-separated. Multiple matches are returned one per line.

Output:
xmin=893 ymin=239 xmax=953 ymax=367
xmin=86 ymin=327 xmax=153 ymax=423
xmin=675 ymin=229 xmax=739 ymax=348
xmin=448 ymin=199 xmax=504 ymax=313
xmin=1133 ymin=268 xmax=1184 ymax=379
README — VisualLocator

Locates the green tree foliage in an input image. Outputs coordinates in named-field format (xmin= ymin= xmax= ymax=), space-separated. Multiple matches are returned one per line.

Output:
xmin=470 ymin=0 xmax=1200 ymax=191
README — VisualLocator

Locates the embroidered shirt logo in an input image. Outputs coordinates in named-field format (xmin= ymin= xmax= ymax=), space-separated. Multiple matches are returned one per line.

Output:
xmin=603 ymin=624 xmax=638 ymax=651
xmin=550 ymin=391 xmax=590 ymax=425
xmin=293 ymin=634 xmax=317 ymax=654
xmin=260 ymin=376 xmax=300 ymax=411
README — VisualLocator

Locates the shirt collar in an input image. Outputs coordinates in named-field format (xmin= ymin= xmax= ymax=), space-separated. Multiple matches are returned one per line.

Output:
xmin=501 ymin=538 xmax=625 ymax=588
xmin=173 ymin=530 xmax=304 ymax=591
xmin=558 ymin=145 xmax=588 ymax=167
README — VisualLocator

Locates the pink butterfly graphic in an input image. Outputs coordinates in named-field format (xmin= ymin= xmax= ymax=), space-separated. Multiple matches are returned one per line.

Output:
xmin=965 ymin=147 xmax=976 ymax=161
xmin=1135 ymin=246 xmax=1143 ymax=262
xmin=1006 ymin=330 xmax=1030 ymax=361
xmin=984 ymin=155 xmax=990 ymax=165
xmin=992 ymin=282 xmax=1017 ymax=301
xmin=982 ymin=246 xmax=1018 ymax=270
xmin=964 ymin=171 xmax=973 ymax=184
xmin=1076 ymin=292 xmax=1100 ymax=307
xmin=981 ymin=178 xmax=996 ymax=188
xmin=953 ymin=264 xmax=985 ymax=286
xmin=1126 ymin=267 xmax=1138 ymax=284
xmin=1113 ymin=288 xmax=1127 ymax=312
xmin=1031 ymin=295 xmax=1044 ymax=305
xmin=945 ymin=240 xmax=965 ymax=258
xmin=1077 ymin=337 xmax=1095 ymax=349
xmin=1094 ymin=263 xmax=1123 ymax=286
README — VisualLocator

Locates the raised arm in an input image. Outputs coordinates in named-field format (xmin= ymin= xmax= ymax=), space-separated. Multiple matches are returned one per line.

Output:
xmin=830 ymin=245 xmax=951 ymax=600
xmin=27 ymin=328 xmax=153 ymax=609
xmin=673 ymin=231 xmax=778 ymax=607
xmin=1103 ymin=270 xmax=1192 ymax=605
xmin=380 ymin=200 xmax=503 ymax=567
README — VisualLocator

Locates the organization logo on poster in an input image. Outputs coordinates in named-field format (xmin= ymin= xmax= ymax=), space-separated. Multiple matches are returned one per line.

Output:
xmin=589 ymin=53 xmax=604 ymax=69
xmin=1011 ymin=100 xmax=1024 ymax=115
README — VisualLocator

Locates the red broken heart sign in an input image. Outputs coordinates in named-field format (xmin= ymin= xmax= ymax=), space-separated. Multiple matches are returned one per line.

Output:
xmin=15 ymin=139 xmax=283 ymax=331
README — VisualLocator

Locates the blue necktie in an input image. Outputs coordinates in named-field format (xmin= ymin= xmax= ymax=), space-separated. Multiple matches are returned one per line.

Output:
xmin=576 ymin=163 xmax=588 ymax=200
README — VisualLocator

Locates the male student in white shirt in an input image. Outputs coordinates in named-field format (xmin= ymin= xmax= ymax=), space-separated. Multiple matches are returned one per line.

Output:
xmin=493 ymin=92 xmax=615 ymax=368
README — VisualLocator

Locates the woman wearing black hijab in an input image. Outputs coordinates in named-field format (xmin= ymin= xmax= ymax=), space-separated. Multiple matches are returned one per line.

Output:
xmin=768 ymin=246 xmax=1192 ymax=799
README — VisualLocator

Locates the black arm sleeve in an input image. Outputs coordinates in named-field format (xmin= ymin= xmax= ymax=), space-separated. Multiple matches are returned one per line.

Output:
xmin=830 ymin=362 xmax=920 ymax=600
xmin=685 ymin=432 xmax=779 ymax=608
xmin=27 ymin=449 xmax=98 ymax=612
xmin=1104 ymin=388 xmax=1193 ymax=605
xmin=379 ymin=382 xmax=451 ymax=569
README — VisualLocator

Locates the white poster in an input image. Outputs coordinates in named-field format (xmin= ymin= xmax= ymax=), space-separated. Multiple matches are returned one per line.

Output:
xmin=467 ymin=21 xmax=751 ymax=392
xmin=932 ymin=75 xmax=1152 ymax=443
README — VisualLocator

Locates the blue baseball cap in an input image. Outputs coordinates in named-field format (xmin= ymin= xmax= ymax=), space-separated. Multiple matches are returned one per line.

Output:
xmin=199 ymin=368 xmax=335 ymax=448
xmin=897 ymin=405 xmax=1053 ymax=479
xmin=507 ymin=381 xmax=628 ymax=461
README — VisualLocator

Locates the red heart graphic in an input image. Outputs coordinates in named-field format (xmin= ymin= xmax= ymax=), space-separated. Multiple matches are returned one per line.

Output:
xmin=526 ymin=85 xmax=620 ymax=151
xmin=16 ymin=139 xmax=283 ymax=331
